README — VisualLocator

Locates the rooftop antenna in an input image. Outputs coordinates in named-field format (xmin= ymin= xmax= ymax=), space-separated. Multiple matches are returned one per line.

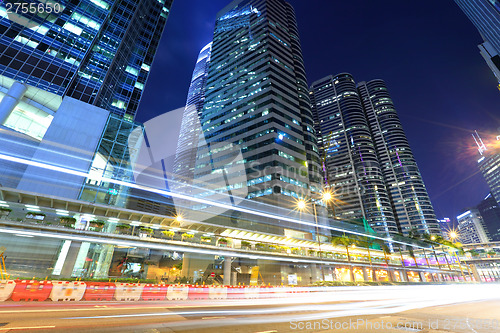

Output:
xmin=472 ymin=130 xmax=487 ymax=155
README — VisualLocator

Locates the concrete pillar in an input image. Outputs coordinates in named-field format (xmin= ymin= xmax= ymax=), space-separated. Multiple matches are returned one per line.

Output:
xmin=58 ymin=241 xmax=82 ymax=278
xmin=223 ymin=256 xmax=232 ymax=285
xmin=399 ymin=270 xmax=407 ymax=282
xmin=310 ymin=264 xmax=318 ymax=283
xmin=362 ymin=267 xmax=369 ymax=282
xmin=94 ymin=244 xmax=115 ymax=278
xmin=0 ymin=81 xmax=27 ymax=125
xmin=419 ymin=271 xmax=427 ymax=282
xmin=469 ymin=264 xmax=481 ymax=282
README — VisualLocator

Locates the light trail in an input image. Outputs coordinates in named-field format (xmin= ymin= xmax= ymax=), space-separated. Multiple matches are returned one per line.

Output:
xmin=0 ymin=153 xmax=431 ymax=249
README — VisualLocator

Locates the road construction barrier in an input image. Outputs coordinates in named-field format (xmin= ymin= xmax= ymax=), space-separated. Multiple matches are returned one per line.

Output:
xmin=188 ymin=285 xmax=209 ymax=300
xmin=10 ymin=280 xmax=53 ymax=302
xmin=0 ymin=280 xmax=15 ymax=301
xmin=208 ymin=286 xmax=227 ymax=299
xmin=83 ymin=282 xmax=116 ymax=301
xmin=141 ymin=284 xmax=168 ymax=301
xmin=226 ymin=286 xmax=245 ymax=299
xmin=114 ymin=283 xmax=144 ymax=301
xmin=50 ymin=281 xmax=86 ymax=301
xmin=244 ymin=286 xmax=260 ymax=299
xmin=167 ymin=284 xmax=189 ymax=300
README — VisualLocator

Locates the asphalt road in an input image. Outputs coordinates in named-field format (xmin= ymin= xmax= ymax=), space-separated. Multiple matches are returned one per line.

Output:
xmin=1 ymin=285 xmax=499 ymax=332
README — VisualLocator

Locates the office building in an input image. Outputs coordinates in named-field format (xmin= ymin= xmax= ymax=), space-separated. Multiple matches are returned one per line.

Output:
xmin=309 ymin=74 xmax=397 ymax=237
xmin=477 ymin=193 xmax=500 ymax=241
xmin=357 ymin=79 xmax=440 ymax=236
xmin=0 ymin=0 xmax=172 ymax=206
xmin=310 ymin=74 xmax=440 ymax=236
xmin=197 ymin=0 xmax=322 ymax=213
xmin=173 ymin=42 xmax=212 ymax=188
xmin=457 ymin=208 xmax=491 ymax=244
xmin=437 ymin=217 xmax=452 ymax=238
xmin=474 ymin=131 xmax=500 ymax=204
xmin=0 ymin=0 xmax=173 ymax=120
xmin=454 ymin=0 xmax=500 ymax=89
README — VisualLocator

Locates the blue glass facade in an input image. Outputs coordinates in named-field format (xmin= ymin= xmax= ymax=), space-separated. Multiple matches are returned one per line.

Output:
xmin=0 ymin=0 xmax=173 ymax=119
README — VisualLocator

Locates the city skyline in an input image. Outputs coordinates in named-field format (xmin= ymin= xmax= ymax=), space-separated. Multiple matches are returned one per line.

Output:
xmin=139 ymin=0 xmax=499 ymax=224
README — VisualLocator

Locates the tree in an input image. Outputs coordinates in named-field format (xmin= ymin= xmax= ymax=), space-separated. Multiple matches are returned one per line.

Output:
xmin=332 ymin=235 xmax=357 ymax=282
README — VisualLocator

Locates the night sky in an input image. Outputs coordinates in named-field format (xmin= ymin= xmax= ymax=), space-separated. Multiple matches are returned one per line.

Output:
xmin=138 ymin=0 xmax=500 ymax=223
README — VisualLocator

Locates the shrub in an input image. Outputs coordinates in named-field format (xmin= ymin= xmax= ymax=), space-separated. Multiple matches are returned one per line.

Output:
xmin=182 ymin=233 xmax=194 ymax=240
xmin=200 ymin=236 xmax=212 ymax=242
xmin=0 ymin=207 xmax=12 ymax=212
xmin=162 ymin=230 xmax=175 ymax=238
xmin=117 ymin=224 xmax=131 ymax=230
xmin=89 ymin=220 xmax=105 ymax=228
xmin=241 ymin=241 xmax=251 ymax=248
xmin=140 ymin=227 xmax=154 ymax=234
xmin=217 ymin=238 xmax=228 ymax=244
xmin=59 ymin=216 xmax=76 ymax=224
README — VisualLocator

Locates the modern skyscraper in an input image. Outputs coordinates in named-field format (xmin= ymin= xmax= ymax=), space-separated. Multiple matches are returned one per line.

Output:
xmin=457 ymin=208 xmax=491 ymax=244
xmin=173 ymin=42 xmax=212 ymax=187
xmin=477 ymin=193 xmax=500 ymax=241
xmin=311 ymin=74 xmax=440 ymax=236
xmin=0 ymin=0 xmax=173 ymax=120
xmin=454 ymin=0 xmax=500 ymax=89
xmin=0 ymin=0 xmax=172 ymax=208
xmin=357 ymin=79 xmax=440 ymax=236
xmin=474 ymin=131 xmax=500 ymax=204
xmin=197 ymin=0 xmax=322 ymax=211
xmin=310 ymin=74 xmax=397 ymax=237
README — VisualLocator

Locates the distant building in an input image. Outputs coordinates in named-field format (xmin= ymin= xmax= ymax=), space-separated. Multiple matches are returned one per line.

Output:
xmin=457 ymin=209 xmax=491 ymax=244
xmin=437 ymin=217 xmax=452 ymax=238
xmin=474 ymin=131 xmax=500 ymax=204
xmin=477 ymin=193 xmax=500 ymax=241
xmin=454 ymin=0 xmax=500 ymax=89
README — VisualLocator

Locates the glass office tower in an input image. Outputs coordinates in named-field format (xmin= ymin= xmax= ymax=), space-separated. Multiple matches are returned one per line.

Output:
xmin=0 ymin=0 xmax=173 ymax=119
xmin=454 ymin=0 xmax=500 ymax=89
xmin=310 ymin=73 xmax=397 ymax=237
xmin=197 ymin=0 xmax=322 ymax=211
xmin=358 ymin=79 xmax=440 ymax=236
xmin=173 ymin=42 xmax=212 ymax=186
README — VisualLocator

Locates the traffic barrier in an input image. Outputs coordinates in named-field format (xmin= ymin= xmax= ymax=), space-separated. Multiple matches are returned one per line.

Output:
xmin=188 ymin=285 xmax=209 ymax=300
xmin=83 ymin=282 xmax=116 ymax=301
xmin=141 ymin=284 xmax=168 ymax=301
xmin=208 ymin=286 xmax=227 ymax=299
xmin=244 ymin=286 xmax=260 ymax=299
xmin=226 ymin=286 xmax=245 ymax=299
xmin=114 ymin=283 xmax=144 ymax=301
xmin=50 ymin=281 xmax=86 ymax=301
xmin=167 ymin=284 xmax=189 ymax=300
xmin=10 ymin=280 xmax=53 ymax=302
xmin=258 ymin=286 xmax=275 ymax=298
xmin=0 ymin=280 xmax=15 ymax=301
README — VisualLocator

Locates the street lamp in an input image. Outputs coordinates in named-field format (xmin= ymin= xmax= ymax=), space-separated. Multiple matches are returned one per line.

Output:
xmin=448 ymin=230 xmax=466 ymax=281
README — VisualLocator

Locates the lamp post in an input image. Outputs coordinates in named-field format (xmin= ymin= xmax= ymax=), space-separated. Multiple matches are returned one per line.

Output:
xmin=448 ymin=231 xmax=466 ymax=281
xmin=297 ymin=191 xmax=333 ymax=281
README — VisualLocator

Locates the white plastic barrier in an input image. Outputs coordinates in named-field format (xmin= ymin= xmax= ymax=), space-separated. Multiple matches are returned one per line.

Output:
xmin=244 ymin=286 xmax=260 ymax=299
xmin=114 ymin=283 xmax=144 ymax=301
xmin=208 ymin=286 xmax=227 ymax=300
xmin=166 ymin=285 xmax=189 ymax=300
xmin=0 ymin=280 xmax=15 ymax=301
xmin=49 ymin=281 xmax=86 ymax=301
